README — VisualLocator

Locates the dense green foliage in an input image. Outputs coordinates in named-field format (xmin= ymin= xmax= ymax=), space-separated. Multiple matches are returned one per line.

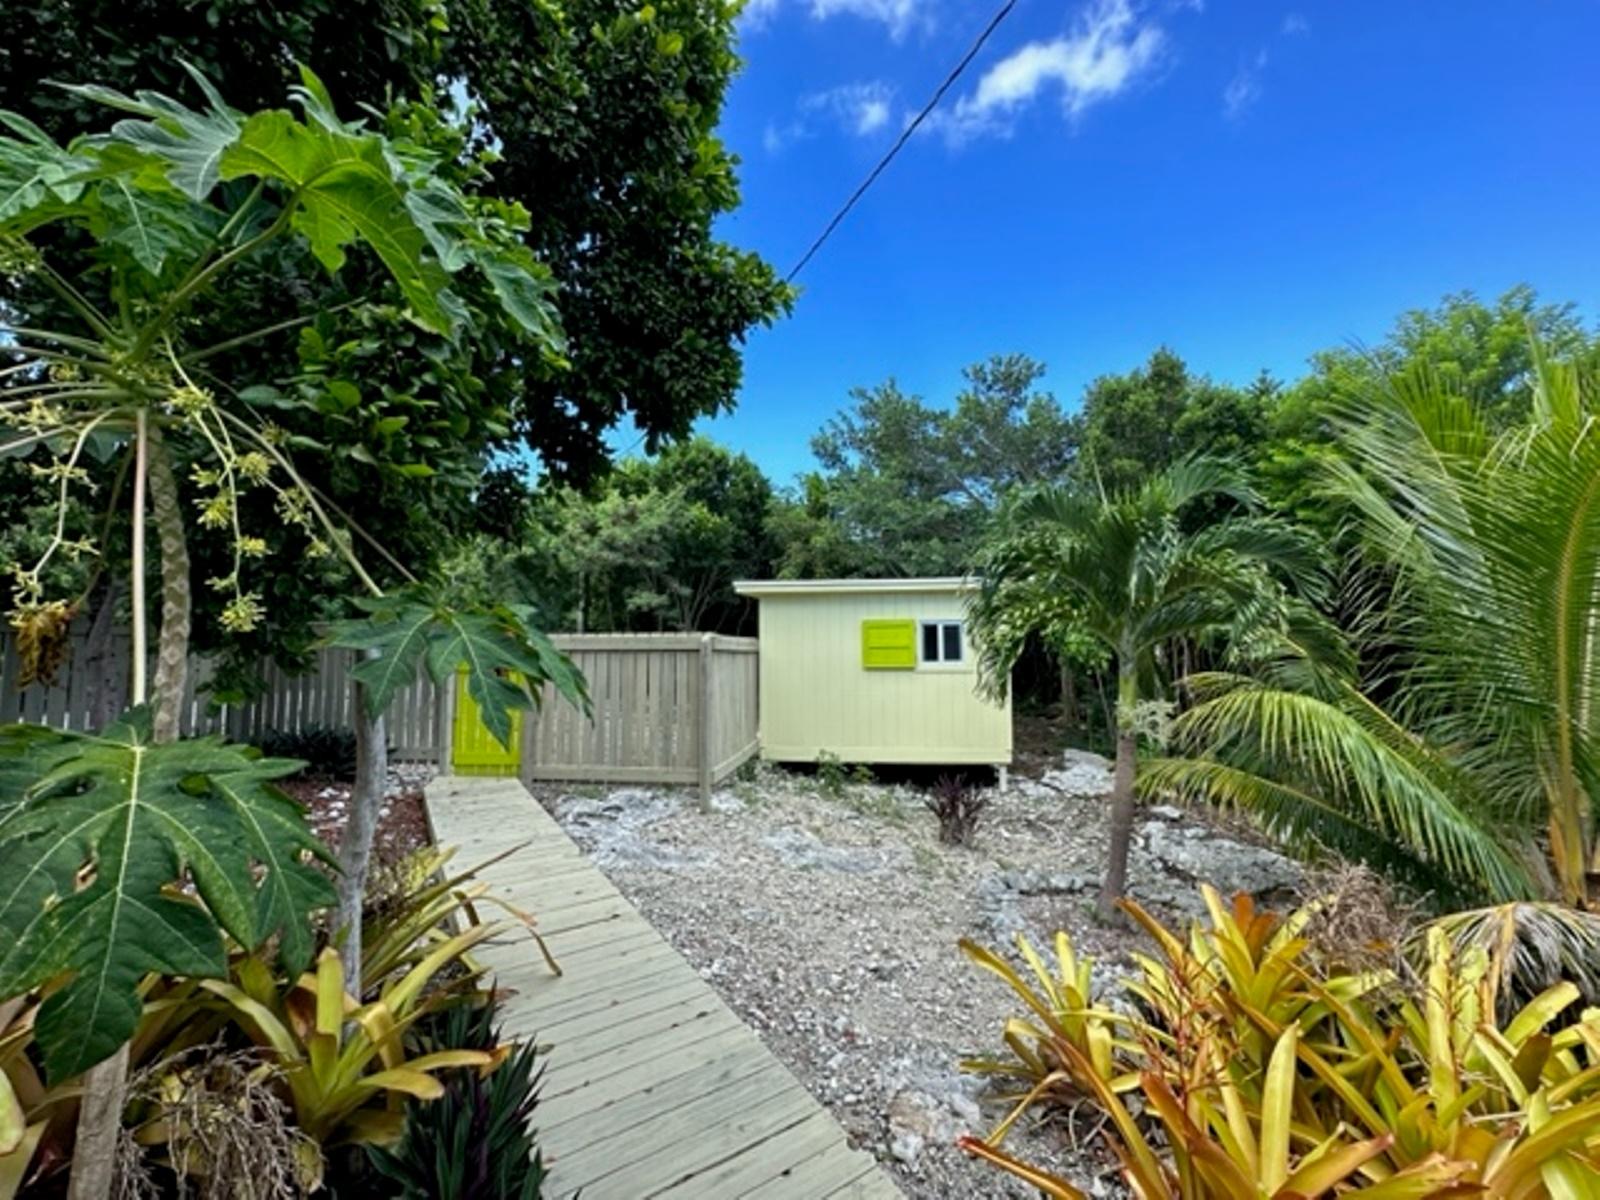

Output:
xmin=1146 ymin=349 xmax=1600 ymax=905
xmin=777 ymin=355 xmax=1077 ymax=577
xmin=0 ymin=82 xmax=586 ymax=1160
xmin=0 ymin=0 xmax=789 ymax=698
xmin=0 ymin=0 xmax=790 ymax=476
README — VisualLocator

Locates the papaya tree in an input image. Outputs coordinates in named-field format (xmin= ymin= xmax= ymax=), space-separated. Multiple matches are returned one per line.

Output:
xmin=0 ymin=68 xmax=582 ymax=1196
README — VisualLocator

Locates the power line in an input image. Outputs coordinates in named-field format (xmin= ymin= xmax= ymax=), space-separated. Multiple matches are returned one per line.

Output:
xmin=785 ymin=0 xmax=1018 ymax=283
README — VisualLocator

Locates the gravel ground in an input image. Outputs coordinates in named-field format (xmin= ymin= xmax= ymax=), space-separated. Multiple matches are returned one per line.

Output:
xmin=529 ymin=747 xmax=1305 ymax=1199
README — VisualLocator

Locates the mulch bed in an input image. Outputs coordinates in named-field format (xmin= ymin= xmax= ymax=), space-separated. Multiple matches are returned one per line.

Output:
xmin=281 ymin=777 xmax=433 ymax=868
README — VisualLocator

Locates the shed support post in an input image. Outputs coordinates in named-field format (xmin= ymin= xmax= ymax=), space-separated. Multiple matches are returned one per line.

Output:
xmin=697 ymin=634 xmax=714 ymax=811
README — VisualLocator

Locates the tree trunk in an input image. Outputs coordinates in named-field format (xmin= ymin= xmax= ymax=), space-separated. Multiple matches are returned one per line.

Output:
xmin=1059 ymin=662 xmax=1078 ymax=729
xmin=1096 ymin=661 xmax=1139 ymax=923
xmin=147 ymin=434 xmax=190 ymax=741
xmin=336 ymin=666 xmax=387 ymax=991
xmin=70 ymin=419 xmax=166 ymax=1199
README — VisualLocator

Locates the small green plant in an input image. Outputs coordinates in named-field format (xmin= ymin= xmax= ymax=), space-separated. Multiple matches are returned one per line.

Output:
xmin=815 ymin=750 xmax=848 ymax=797
xmin=367 ymin=1000 xmax=547 ymax=1199
xmin=849 ymin=762 xmax=874 ymax=786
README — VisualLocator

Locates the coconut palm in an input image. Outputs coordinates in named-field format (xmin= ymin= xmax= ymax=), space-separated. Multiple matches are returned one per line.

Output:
xmin=1145 ymin=345 xmax=1600 ymax=907
xmin=970 ymin=458 xmax=1326 ymax=919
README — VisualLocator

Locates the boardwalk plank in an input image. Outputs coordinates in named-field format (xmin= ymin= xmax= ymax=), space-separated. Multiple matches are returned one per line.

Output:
xmin=426 ymin=776 xmax=901 ymax=1200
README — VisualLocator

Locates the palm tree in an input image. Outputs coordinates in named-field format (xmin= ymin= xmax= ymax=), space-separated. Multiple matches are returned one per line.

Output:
xmin=1145 ymin=347 xmax=1600 ymax=906
xmin=970 ymin=459 xmax=1325 ymax=920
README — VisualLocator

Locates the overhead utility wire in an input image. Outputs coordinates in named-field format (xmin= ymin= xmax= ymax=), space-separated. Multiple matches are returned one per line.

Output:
xmin=785 ymin=0 xmax=1018 ymax=283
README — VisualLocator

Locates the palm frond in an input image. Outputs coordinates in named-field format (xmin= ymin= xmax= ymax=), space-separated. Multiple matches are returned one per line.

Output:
xmin=1163 ymin=681 xmax=1537 ymax=902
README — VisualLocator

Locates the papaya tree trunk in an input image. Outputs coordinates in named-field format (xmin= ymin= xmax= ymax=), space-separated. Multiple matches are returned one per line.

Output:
xmin=147 ymin=433 xmax=190 ymax=741
xmin=69 ymin=418 xmax=168 ymax=1199
xmin=1097 ymin=656 xmax=1139 ymax=923
xmin=336 ymin=666 xmax=387 ymax=990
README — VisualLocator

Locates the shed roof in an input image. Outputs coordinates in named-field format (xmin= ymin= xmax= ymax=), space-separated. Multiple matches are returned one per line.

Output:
xmin=734 ymin=576 xmax=976 ymax=597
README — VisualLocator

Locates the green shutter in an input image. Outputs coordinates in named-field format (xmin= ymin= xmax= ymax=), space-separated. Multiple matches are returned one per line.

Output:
xmin=862 ymin=618 xmax=917 ymax=669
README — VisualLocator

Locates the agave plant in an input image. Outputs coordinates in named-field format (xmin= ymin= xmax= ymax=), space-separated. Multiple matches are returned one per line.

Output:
xmin=1143 ymin=345 xmax=1600 ymax=909
xmin=960 ymin=886 xmax=1600 ymax=1198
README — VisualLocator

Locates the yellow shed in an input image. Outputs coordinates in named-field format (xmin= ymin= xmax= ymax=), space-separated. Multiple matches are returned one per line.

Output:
xmin=734 ymin=577 xmax=1012 ymax=778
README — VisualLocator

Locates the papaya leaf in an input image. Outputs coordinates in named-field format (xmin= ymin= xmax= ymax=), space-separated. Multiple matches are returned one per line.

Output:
xmin=0 ymin=710 xmax=335 ymax=1080
xmin=62 ymin=63 xmax=243 ymax=201
xmin=0 ymin=111 xmax=93 ymax=229
xmin=330 ymin=595 xmax=588 ymax=750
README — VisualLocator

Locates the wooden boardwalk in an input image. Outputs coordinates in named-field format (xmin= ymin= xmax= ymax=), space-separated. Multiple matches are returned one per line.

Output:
xmin=424 ymin=775 xmax=904 ymax=1200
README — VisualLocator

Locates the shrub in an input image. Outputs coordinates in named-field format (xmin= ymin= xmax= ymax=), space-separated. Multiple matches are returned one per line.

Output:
xmin=367 ymin=1001 xmax=548 ymax=1199
xmin=815 ymin=751 xmax=848 ymax=797
xmin=924 ymin=776 xmax=989 ymax=846
xmin=258 ymin=726 xmax=360 ymax=780
xmin=959 ymin=886 xmax=1600 ymax=1198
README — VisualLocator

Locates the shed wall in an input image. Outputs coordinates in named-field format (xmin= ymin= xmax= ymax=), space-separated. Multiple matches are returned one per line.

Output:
xmin=756 ymin=589 xmax=1011 ymax=765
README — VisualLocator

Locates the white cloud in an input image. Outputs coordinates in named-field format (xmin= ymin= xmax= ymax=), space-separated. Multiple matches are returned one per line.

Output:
xmin=740 ymin=0 xmax=783 ymax=24
xmin=739 ymin=0 xmax=930 ymax=38
xmin=1222 ymin=48 xmax=1267 ymax=118
xmin=1281 ymin=11 xmax=1309 ymax=35
xmin=934 ymin=0 xmax=1171 ymax=144
xmin=809 ymin=0 xmax=928 ymax=38
xmin=765 ymin=82 xmax=898 ymax=153
xmin=805 ymin=82 xmax=896 ymax=134
xmin=933 ymin=0 xmax=1167 ymax=143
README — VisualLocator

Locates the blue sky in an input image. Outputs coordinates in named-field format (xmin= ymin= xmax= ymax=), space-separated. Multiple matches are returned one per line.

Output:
xmin=687 ymin=0 xmax=1600 ymax=484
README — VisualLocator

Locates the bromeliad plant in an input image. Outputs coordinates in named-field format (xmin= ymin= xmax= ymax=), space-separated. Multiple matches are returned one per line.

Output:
xmin=959 ymin=887 xmax=1600 ymax=1197
xmin=111 ymin=846 xmax=541 ymax=1193
xmin=0 ymin=66 xmax=582 ymax=1195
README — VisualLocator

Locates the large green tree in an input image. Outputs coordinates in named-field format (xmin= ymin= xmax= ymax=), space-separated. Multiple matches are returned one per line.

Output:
xmin=779 ymin=354 xmax=1077 ymax=577
xmin=1284 ymin=285 xmax=1596 ymax=435
xmin=1075 ymin=348 xmax=1276 ymax=495
xmin=467 ymin=437 xmax=774 ymax=633
xmin=2 ymin=0 xmax=790 ymax=699
xmin=1 ymin=0 xmax=790 ymax=475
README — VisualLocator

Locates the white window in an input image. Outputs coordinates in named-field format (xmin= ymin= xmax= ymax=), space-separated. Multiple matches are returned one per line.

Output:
xmin=920 ymin=620 xmax=964 ymax=665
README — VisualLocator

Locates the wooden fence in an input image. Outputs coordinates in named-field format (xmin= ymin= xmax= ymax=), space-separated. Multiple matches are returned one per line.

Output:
xmin=0 ymin=628 xmax=443 ymax=761
xmin=0 ymin=628 xmax=759 ymax=789
xmin=516 ymin=633 xmax=759 ymax=797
